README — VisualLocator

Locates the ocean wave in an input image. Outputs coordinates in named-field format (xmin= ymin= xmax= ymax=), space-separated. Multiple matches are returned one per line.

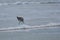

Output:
xmin=0 ymin=2 xmax=40 ymax=6
xmin=41 ymin=2 xmax=60 ymax=4
xmin=0 ymin=1 xmax=60 ymax=6
xmin=0 ymin=23 xmax=60 ymax=32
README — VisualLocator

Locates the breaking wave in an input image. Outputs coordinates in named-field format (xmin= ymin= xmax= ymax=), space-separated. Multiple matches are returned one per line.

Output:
xmin=0 ymin=1 xmax=60 ymax=6
xmin=0 ymin=23 xmax=60 ymax=32
xmin=0 ymin=2 xmax=40 ymax=6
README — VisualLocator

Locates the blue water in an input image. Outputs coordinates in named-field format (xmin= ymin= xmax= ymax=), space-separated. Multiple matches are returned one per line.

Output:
xmin=0 ymin=0 xmax=60 ymax=40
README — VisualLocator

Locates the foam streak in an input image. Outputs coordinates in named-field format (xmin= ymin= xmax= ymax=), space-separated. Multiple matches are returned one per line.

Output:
xmin=0 ymin=23 xmax=60 ymax=32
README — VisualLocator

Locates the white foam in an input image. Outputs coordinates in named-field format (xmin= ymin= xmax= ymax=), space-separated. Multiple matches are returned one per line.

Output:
xmin=0 ymin=23 xmax=60 ymax=32
xmin=0 ymin=1 xmax=60 ymax=6
xmin=0 ymin=2 xmax=40 ymax=6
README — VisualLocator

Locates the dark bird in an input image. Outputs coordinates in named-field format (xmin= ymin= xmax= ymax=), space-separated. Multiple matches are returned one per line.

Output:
xmin=17 ymin=16 xmax=24 ymax=24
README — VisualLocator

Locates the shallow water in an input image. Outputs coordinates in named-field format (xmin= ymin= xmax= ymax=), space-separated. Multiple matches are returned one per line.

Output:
xmin=0 ymin=0 xmax=60 ymax=40
xmin=0 ymin=28 xmax=60 ymax=40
